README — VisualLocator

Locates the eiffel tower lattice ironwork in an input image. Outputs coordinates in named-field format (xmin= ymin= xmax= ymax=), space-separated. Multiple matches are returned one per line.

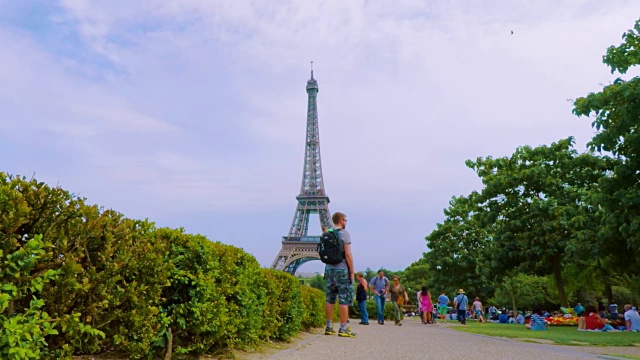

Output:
xmin=271 ymin=66 xmax=332 ymax=274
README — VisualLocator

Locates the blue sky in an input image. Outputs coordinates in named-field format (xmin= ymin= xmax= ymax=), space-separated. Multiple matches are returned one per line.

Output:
xmin=1 ymin=0 xmax=639 ymax=273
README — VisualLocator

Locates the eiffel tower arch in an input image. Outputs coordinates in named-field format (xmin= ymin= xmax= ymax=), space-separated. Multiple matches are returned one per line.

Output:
xmin=271 ymin=66 xmax=333 ymax=275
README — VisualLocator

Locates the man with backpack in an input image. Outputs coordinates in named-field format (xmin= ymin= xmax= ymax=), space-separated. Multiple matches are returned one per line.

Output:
xmin=320 ymin=212 xmax=356 ymax=338
xmin=369 ymin=270 xmax=390 ymax=325
xmin=453 ymin=289 xmax=469 ymax=325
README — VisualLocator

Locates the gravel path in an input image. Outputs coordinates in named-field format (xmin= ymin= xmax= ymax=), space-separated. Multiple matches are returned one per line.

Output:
xmin=259 ymin=318 xmax=638 ymax=360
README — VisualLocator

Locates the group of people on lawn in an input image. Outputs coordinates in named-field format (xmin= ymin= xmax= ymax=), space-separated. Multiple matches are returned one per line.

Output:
xmin=354 ymin=267 xmax=640 ymax=333
xmin=575 ymin=302 xmax=640 ymax=332
xmin=424 ymin=290 xmax=640 ymax=332
xmin=481 ymin=302 xmax=640 ymax=332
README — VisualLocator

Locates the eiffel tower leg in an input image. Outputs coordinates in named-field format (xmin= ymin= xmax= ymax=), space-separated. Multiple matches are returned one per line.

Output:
xmin=302 ymin=212 xmax=310 ymax=235
xmin=319 ymin=208 xmax=331 ymax=230
xmin=271 ymin=252 xmax=286 ymax=270
xmin=271 ymin=241 xmax=323 ymax=275
xmin=289 ymin=208 xmax=308 ymax=238
xmin=285 ymin=258 xmax=316 ymax=274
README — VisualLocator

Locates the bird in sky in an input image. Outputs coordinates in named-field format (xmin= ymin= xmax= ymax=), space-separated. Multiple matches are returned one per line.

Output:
xmin=510 ymin=30 xmax=514 ymax=35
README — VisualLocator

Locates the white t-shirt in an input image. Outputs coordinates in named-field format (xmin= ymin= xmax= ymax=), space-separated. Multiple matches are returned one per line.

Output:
xmin=624 ymin=309 xmax=640 ymax=331
xmin=473 ymin=301 xmax=482 ymax=311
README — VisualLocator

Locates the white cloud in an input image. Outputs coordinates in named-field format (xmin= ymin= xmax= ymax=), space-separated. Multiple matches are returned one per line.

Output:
xmin=2 ymin=0 xmax=639 ymax=269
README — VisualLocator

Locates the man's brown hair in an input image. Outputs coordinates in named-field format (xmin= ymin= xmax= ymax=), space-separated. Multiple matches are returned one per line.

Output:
xmin=332 ymin=212 xmax=346 ymax=225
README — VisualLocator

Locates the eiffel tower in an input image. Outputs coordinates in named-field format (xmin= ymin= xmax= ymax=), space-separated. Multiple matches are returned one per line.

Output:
xmin=271 ymin=65 xmax=332 ymax=274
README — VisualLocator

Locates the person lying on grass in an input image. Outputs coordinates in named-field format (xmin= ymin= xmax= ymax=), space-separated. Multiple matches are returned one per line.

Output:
xmin=525 ymin=307 xmax=547 ymax=331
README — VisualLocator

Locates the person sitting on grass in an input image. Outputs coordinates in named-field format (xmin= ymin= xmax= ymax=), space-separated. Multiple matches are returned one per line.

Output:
xmin=609 ymin=300 xmax=619 ymax=321
xmin=498 ymin=309 xmax=508 ymax=324
xmin=489 ymin=305 xmax=497 ymax=320
xmin=525 ymin=307 xmax=547 ymax=331
xmin=515 ymin=311 xmax=525 ymax=325
xmin=624 ymin=304 xmax=640 ymax=332
xmin=584 ymin=305 xmax=615 ymax=331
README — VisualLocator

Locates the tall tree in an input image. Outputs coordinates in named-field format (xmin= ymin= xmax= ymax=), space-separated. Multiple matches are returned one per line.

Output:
xmin=492 ymin=273 xmax=554 ymax=312
xmin=401 ymin=257 xmax=431 ymax=295
xmin=307 ymin=274 xmax=325 ymax=291
xmin=467 ymin=138 xmax=608 ymax=306
xmin=425 ymin=192 xmax=493 ymax=297
xmin=573 ymin=18 xmax=640 ymax=276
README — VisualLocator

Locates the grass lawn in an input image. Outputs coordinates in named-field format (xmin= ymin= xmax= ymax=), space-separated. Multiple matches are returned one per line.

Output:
xmin=450 ymin=321 xmax=640 ymax=346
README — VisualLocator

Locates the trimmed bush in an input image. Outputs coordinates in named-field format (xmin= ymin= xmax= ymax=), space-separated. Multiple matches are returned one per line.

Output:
xmin=155 ymin=228 xmax=265 ymax=355
xmin=0 ymin=172 xmax=326 ymax=358
xmin=0 ymin=174 xmax=169 ymax=358
xmin=300 ymin=286 xmax=325 ymax=329
xmin=0 ymin=235 xmax=65 ymax=360
xmin=260 ymin=269 xmax=303 ymax=341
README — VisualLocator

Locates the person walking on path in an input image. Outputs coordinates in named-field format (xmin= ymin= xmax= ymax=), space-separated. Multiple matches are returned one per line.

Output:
xmin=369 ymin=270 xmax=389 ymax=325
xmin=472 ymin=297 xmax=485 ymax=323
xmin=389 ymin=275 xmax=409 ymax=326
xmin=453 ymin=289 xmax=469 ymax=325
xmin=419 ymin=287 xmax=434 ymax=325
xmin=437 ymin=291 xmax=449 ymax=323
xmin=355 ymin=272 xmax=369 ymax=325
xmin=416 ymin=290 xmax=424 ymax=323
xmin=323 ymin=212 xmax=357 ymax=338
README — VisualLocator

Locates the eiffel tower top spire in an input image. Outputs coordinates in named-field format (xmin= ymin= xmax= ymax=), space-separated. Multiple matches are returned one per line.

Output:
xmin=310 ymin=61 xmax=315 ymax=80
xmin=299 ymin=63 xmax=326 ymax=198
xmin=306 ymin=61 xmax=318 ymax=92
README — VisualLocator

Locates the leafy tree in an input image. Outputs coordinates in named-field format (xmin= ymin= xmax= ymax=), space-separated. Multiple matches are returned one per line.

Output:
xmin=362 ymin=268 xmax=378 ymax=283
xmin=467 ymin=138 xmax=608 ymax=306
xmin=491 ymin=273 xmax=554 ymax=312
xmin=307 ymin=274 xmax=325 ymax=292
xmin=573 ymin=18 xmax=640 ymax=276
xmin=400 ymin=257 xmax=431 ymax=295
xmin=361 ymin=268 xmax=400 ymax=283
xmin=425 ymin=192 xmax=493 ymax=298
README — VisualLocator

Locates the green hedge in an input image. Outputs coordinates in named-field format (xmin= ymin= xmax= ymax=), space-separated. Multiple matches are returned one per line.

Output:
xmin=260 ymin=269 xmax=303 ymax=341
xmin=154 ymin=228 xmax=266 ymax=355
xmin=0 ymin=173 xmax=325 ymax=359
xmin=0 ymin=174 xmax=168 ymax=358
xmin=300 ymin=286 xmax=325 ymax=329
